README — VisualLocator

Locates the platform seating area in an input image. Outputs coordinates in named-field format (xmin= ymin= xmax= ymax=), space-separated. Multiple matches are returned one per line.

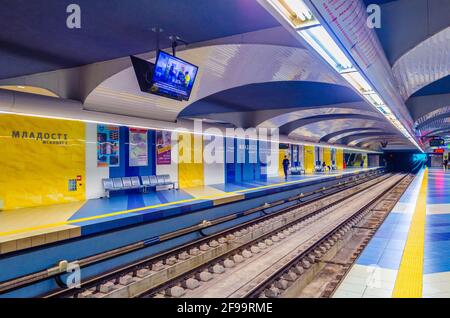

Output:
xmin=290 ymin=166 xmax=305 ymax=175
xmin=315 ymin=161 xmax=325 ymax=172
xmin=0 ymin=167 xmax=381 ymax=257
xmin=102 ymin=175 xmax=176 ymax=197
xmin=331 ymin=161 xmax=337 ymax=170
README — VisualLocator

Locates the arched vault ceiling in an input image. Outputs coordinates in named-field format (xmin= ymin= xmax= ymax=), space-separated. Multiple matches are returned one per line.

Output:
xmin=422 ymin=129 xmax=450 ymax=139
xmin=85 ymin=44 xmax=345 ymax=122
xmin=182 ymin=101 xmax=373 ymax=128
xmin=361 ymin=140 xmax=408 ymax=149
xmin=370 ymin=0 xmax=450 ymax=65
xmin=407 ymin=92 xmax=450 ymax=122
xmin=393 ymin=27 xmax=450 ymax=100
xmin=416 ymin=106 xmax=450 ymax=130
xmin=420 ymin=119 xmax=450 ymax=136
xmin=0 ymin=0 xmax=281 ymax=79
xmin=321 ymin=128 xmax=385 ymax=143
xmin=288 ymin=118 xmax=389 ymax=143
xmin=256 ymin=107 xmax=380 ymax=129
xmin=179 ymin=81 xmax=361 ymax=118
xmin=350 ymin=136 xmax=404 ymax=147
xmin=338 ymin=132 xmax=398 ymax=145
xmin=281 ymin=114 xmax=384 ymax=136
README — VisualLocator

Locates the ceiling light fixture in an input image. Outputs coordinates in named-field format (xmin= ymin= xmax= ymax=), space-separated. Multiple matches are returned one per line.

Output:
xmin=298 ymin=26 xmax=354 ymax=73
xmin=262 ymin=0 xmax=423 ymax=152
xmin=267 ymin=0 xmax=319 ymax=28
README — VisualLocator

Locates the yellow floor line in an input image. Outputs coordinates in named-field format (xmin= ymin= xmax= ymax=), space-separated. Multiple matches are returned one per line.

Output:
xmin=0 ymin=168 xmax=374 ymax=238
xmin=392 ymin=169 xmax=428 ymax=298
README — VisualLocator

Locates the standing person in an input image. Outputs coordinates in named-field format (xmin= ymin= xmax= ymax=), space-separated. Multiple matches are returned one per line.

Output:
xmin=282 ymin=156 xmax=290 ymax=180
xmin=444 ymin=158 xmax=448 ymax=170
xmin=184 ymin=71 xmax=191 ymax=88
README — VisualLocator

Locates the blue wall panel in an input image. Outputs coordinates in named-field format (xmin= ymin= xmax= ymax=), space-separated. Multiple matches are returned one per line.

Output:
xmin=226 ymin=138 xmax=264 ymax=183
xmin=110 ymin=127 xmax=156 ymax=178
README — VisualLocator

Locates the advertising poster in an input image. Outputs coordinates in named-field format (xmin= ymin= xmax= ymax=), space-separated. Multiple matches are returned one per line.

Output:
xmin=293 ymin=145 xmax=299 ymax=165
xmin=97 ymin=125 xmax=120 ymax=167
xmin=129 ymin=128 xmax=148 ymax=167
xmin=156 ymin=130 xmax=171 ymax=165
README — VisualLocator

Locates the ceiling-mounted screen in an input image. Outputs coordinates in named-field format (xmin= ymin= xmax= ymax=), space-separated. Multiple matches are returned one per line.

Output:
xmin=130 ymin=55 xmax=155 ymax=93
xmin=430 ymin=138 xmax=444 ymax=147
xmin=130 ymin=51 xmax=198 ymax=101
xmin=151 ymin=50 xmax=198 ymax=101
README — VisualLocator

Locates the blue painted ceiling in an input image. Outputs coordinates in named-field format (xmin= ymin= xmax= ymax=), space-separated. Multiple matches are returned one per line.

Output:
xmin=411 ymin=75 xmax=450 ymax=97
xmin=0 ymin=0 xmax=279 ymax=79
xmin=366 ymin=0 xmax=450 ymax=65
xmin=179 ymin=81 xmax=362 ymax=117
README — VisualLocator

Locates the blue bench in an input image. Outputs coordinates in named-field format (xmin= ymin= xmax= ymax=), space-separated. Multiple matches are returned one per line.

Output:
xmin=102 ymin=175 xmax=176 ymax=197
xmin=290 ymin=166 xmax=305 ymax=175
xmin=315 ymin=161 xmax=324 ymax=172
xmin=331 ymin=160 xmax=337 ymax=170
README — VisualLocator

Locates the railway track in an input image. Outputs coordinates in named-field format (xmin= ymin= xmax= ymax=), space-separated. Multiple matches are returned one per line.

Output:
xmin=138 ymin=173 xmax=410 ymax=299
xmin=67 ymin=172 xmax=395 ymax=299
xmin=240 ymin=173 xmax=411 ymax=298
xmin=0 ymin=170 xmax=385 ymax=298
xmin=58 ymin=172 xmax=388 ymax=299
xmin=317 ymin=173 xmax=414 ymax=298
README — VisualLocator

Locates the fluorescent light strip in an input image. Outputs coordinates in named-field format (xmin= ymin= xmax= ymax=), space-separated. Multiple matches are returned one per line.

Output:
xmin=267 ymin=0 xmax=319 ymax=29
xmin=298 ymin=26 xmax=354 ymax=73
xmin=365 ymin=93 xmax=385 ymax=107
xmin=342 ymin=71 xmax=373 ymax=94
xmin=284 ymin=0 xmax=313 ymax=21
xmin=265 ymin=0 xmax=423 ymax=152
xmin=0 ymin=110 xmax=380 ymax=153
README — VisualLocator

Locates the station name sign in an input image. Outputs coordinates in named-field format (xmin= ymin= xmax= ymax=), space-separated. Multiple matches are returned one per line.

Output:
xmin=11 ymin=130 xmax=69 ymax=145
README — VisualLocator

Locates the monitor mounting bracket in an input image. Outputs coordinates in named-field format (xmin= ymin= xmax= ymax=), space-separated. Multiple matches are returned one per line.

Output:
xmin=169 ymin=35 xmax=189 ymax=57
xmin=152 ymin=27 xmax=164 ymax=51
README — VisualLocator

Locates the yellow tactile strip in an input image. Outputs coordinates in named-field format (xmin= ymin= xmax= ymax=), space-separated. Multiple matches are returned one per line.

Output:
xmin=392 ymin=169 xmax=428 ymax=298
xmin=0 ymin=168 xmax=376 ymax=254
xmin=0 ymin=177 xmax=324 ymax=239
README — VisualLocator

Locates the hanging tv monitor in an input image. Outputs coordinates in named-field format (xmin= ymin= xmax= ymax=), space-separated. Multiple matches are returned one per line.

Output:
xmin=152 ymin=50 xmax=198 ymax=101
xmin=130 ymin=51 xmax=199 ymax=101
xmin=130 ymin=55 xmax=155 ymax=93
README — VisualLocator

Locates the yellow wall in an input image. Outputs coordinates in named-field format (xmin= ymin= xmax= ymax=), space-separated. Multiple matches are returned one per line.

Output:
xmin=278 ymin=148 xmax=290 ymax=176
xmin=178 ymin=133 xmax=204 ymax=188
xmin=304 ymin=146 xmax=315 ymax=174
xmin=0 ymin=114 xmax=86 ymax=210
xmin=323 ymin=148 xmax=331 ymax=166
xmin=336 ymin=149 xmax=344 ymax=170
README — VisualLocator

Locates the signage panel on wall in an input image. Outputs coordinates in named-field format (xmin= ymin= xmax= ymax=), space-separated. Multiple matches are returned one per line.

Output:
xmin=430 ymin=138 xmax=444 ymax=147
xmin=156 ymin=130 xmax=172 ymax=165
xmin=129 ymin=128 xmax=148 ymax=167
xmin=97 ymin=125 xmax=120 ymax=167
xmin=237 ymin=139 xmax=245 ymax=163
xmin=0 ymin=114 xmax=86 ymax=210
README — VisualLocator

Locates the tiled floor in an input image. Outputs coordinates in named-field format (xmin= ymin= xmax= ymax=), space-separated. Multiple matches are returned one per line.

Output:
xmin=334 ymin=168 xmax=450 ymax=298
xmin=423 ymin=169 xmax=450 ymax=297
xmin=0 ymin=168 xmax=377 ymax=254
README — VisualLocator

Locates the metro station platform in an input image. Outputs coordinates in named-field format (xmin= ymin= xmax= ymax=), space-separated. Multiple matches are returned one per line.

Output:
xmin=334 ymin=168 xmax=450 ymax=298
xmin=0 ymin=168 xmax=378 ymax=256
